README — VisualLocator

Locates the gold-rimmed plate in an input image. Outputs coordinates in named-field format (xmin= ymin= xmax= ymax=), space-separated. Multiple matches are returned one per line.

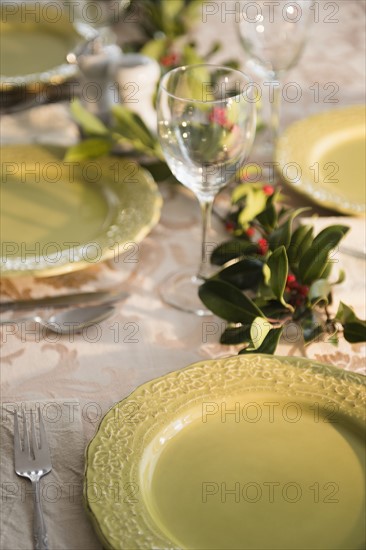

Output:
xmin=0 ymin=2 xmax=92 ymax=91
xmin=84 ymin=355 xmax=366 ymax=550
xmin=0 ymin=144 xmax=162 ymax=277
xmin=276 ymin=106 xmax=366 ymax=216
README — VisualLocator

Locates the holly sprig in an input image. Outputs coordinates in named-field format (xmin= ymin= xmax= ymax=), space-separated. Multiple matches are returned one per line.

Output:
xmin=199 ymin=181 xmax=366 ymax=354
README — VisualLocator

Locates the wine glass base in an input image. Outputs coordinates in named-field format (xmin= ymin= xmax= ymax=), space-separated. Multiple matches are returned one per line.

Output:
xmin=159 ymin=270 xmax=213 ymax=316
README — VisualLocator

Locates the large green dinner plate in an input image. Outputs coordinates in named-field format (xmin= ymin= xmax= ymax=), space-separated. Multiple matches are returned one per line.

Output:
xmin=84 ymin=355 xmax=366 ymax=550
xmin=0 ymin=144 xmax=162 ymax=277
xmin=275 ymin=106 xmax=366 ymax=216
xmin=0 ymin=2 xmax=91 ymax=90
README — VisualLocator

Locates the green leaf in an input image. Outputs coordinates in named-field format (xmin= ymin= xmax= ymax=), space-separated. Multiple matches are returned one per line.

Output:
xmin=142 ymin=160 xmax=171 ymax=182
xmin=220 ymin=325 xmax=251 ymax=345
xmin=267 ymin=246 xmax=291 ymax=309
xmin=141 ymin=37 xmax=167 ymax=60
xmin=256 ymin=203 xmax=277 ymax=231
xmin=309 ymin=279 xmax=332 ymax=307
xmin=250 ymin=317 xmax=272 ymax=349
xmin=343 ymin=321 xmax=366 ymax=343
xmin=287 ymin=224 xmax=313 ymax=266
xmin=238 ymin=189 xmax=268 ymax=228
xmin=268 ymin=208 xmax=310 ymax=251
xmin=301 ymin=314 xmax=323 ymax=344
xmin=70 ymin=100 xmax=109 ymax=136
xmin=161 ymin=0 xmax=184 ymax=21
xmin=199 ymin=280 xmax=264 ymax=323
xmin=216 ymin=258 xmax=264 ymax=290
xmin=239 ymin=327 xmax=282 ymax=355
xmin=333 ymin=269 xmax=346 ymax=285
xmin=312 ymin=225 xmax=350 ymax=248
xmin=211 ymin=240 xmax=258 ymax=266
xmin=112 ymin=105 xmax=156 ymax=148
xmin=64 ymin=138 xmax=112 ymax=162
xmin=298 ymin=230 xmax=345 ymax=284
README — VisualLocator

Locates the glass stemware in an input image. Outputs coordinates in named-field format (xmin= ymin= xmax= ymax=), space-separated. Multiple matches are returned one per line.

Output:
xmin=157 ymin=64 xmax=257 ymax=315
xmin=237 ymin=0 xmax=313 ymax=158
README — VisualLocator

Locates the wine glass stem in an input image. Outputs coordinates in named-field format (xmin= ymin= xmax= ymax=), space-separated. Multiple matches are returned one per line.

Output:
xmin=197 ymin=199 xmax=214 ymax=280
xmin=270 ymin=78 xmax=282 ymax=147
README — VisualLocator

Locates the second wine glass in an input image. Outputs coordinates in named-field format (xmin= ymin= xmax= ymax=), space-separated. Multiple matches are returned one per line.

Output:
xmin=237 ymin=0 xmax=313 ymax=157
xmin=157 ymin=64 xmax=257 ymax=315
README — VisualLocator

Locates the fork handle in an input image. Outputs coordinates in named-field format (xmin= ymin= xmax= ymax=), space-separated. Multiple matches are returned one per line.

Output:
xmin=32 ymin=480 xmax=49 ymax=550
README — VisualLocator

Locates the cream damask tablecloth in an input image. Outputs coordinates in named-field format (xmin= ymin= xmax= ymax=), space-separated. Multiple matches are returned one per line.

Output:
xmin=1 ymin=2 xmax=365 ymax=549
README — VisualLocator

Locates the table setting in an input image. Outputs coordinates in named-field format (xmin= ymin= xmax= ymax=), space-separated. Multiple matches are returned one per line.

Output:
xmin=1 ymin=1 xmax=365 ymax=549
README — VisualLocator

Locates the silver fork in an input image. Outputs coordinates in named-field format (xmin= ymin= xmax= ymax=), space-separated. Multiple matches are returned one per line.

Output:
xmin=13 ymin=407 xmax=52 ymax=550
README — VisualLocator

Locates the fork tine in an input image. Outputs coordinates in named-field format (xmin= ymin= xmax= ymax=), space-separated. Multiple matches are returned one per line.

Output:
xmin=38 ymin=406 xmax=48 ymax=452
xmin=30 ymin=409 xmax=39 ymax=456
xmin=22 ymin=408 xmax=31 ymax=458
xmin=13 ymin=411 xmax=22 ymax=455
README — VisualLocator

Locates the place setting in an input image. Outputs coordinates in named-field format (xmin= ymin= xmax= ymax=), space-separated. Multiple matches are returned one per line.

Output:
xmin=1 ymin=1 xmax=365 ymax=549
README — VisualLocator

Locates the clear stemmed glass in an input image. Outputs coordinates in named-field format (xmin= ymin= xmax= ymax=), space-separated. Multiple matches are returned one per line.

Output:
xmin=157 ymin=64 xmax=257 ymax=315
xmin=237 ymin=0 xmax=313 ymax=157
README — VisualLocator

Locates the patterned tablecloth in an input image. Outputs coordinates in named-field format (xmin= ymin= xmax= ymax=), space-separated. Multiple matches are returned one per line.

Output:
xmin=1 ymin=2 xmax=365 ymax=549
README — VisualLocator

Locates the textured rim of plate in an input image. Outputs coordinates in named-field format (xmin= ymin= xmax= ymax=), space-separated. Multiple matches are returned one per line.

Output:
xmin=84 ymin=354 xmax=366 ymax=550
xmin=0 ymin=10 xmax=95 ymax=90
xmin=0 ymin=145 xmax=163 ymax=278
xmin=275 ymin=105 xmax=366 ymax=216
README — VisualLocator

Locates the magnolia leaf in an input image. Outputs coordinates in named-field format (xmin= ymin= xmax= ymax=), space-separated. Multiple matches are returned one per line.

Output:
xmin=211 ymin=240 xmax=258 ymax=266
xmin=220 ymin=325 xmax=251 ymax=345
xmin=70 ymin=100 xmax=109 ymax=136
xmin=256 ymin=203 xmax=277 ymax=231
xmin=267 ymin=246 xmax=292 ymax=310
xmin=64 ymin=138 xmax=112 ymax=162
xmin=199 ymin=280 xmax=264 ymax=323
xmin=239 ymin=327 xmax=282 ymax=355
xmin=298 ymin=230 xmax=345 ymax=284
xmin=250 ymin=317 xmax=272 ymax=349
xmin=216 ymin=258 xmax=264 ymax=290
xmin=343 ymin=321 xmax=366 ymax=343
xmin=335 ymin=301 xmax=357 ymax=324
xmin=309 ymin=279 xmax=332 ymax=307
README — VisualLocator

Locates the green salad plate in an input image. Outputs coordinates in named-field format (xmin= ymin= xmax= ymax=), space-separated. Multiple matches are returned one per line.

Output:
xmin=276 ymin=105 xmax=366 ymax=216
xmin=0 ymin=2 xmax=91 ymax=91
xmin=0 ymin=144 xmax=162 ymax=277
xmin=84 ymin=355 xmax=366 ymax=550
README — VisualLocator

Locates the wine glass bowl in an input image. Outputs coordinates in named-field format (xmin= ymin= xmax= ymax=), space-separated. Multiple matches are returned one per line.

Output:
xmin=237 ymin=0 xmax=313 ymax=151
xmin=157 ymin=64 xmax=257 ymax=315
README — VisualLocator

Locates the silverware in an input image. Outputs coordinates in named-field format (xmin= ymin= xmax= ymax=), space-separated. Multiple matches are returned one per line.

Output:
xmin=0 ymin=304 xmax=115 ymax=334
xmin=13 ymin=407 xmax=52 ymax=550
xmin=0 ymin=289 xmax=128 ymax=311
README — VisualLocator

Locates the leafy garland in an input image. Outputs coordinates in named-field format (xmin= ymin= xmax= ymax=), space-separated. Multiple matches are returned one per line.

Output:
xmin=66 ymin=0 xmax=366 ymax=355
xmin=198 ymin=181 xmax=366 ymax=354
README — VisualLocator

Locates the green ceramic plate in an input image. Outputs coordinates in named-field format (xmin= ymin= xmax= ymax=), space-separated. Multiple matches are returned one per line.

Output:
xmin=0 ymin=2 xmax=92 ymax=90
xmin=275 ymin=106 xmax=366 ymax=216
xmin=0 ymin=144 xmax=162 ymax=277
xmin=84 ymin=355 xmax=366 ymax=550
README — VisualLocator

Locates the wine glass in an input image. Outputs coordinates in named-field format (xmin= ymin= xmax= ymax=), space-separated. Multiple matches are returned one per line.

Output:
xmin=71 ymin=0 xmax=130 ymax=52
xmin=237 ymin=0 xmax=313 ymax=157
xmin=157 ymin=64 xmax=257 ymax=315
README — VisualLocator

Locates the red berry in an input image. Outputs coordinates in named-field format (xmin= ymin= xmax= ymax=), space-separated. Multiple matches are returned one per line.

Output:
xmin=263 ymin=185 xmax=274 ymax=196
xmin=225 ymin=221 xmax=235 ymax=232
xmin=246 ymin=227 xmax=255 ymax=238
xmin=298 ymin=285 xmax=309 ymax=297
xmin=257 ymin=238 xmax=269 ymax=255
xmin=209 ymin=107 xmax=228 ymax=126
xmin=286 ymin=274 xmax=296 ymax=287
xmin=160 ymin=53 xmax=180 ymax=67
